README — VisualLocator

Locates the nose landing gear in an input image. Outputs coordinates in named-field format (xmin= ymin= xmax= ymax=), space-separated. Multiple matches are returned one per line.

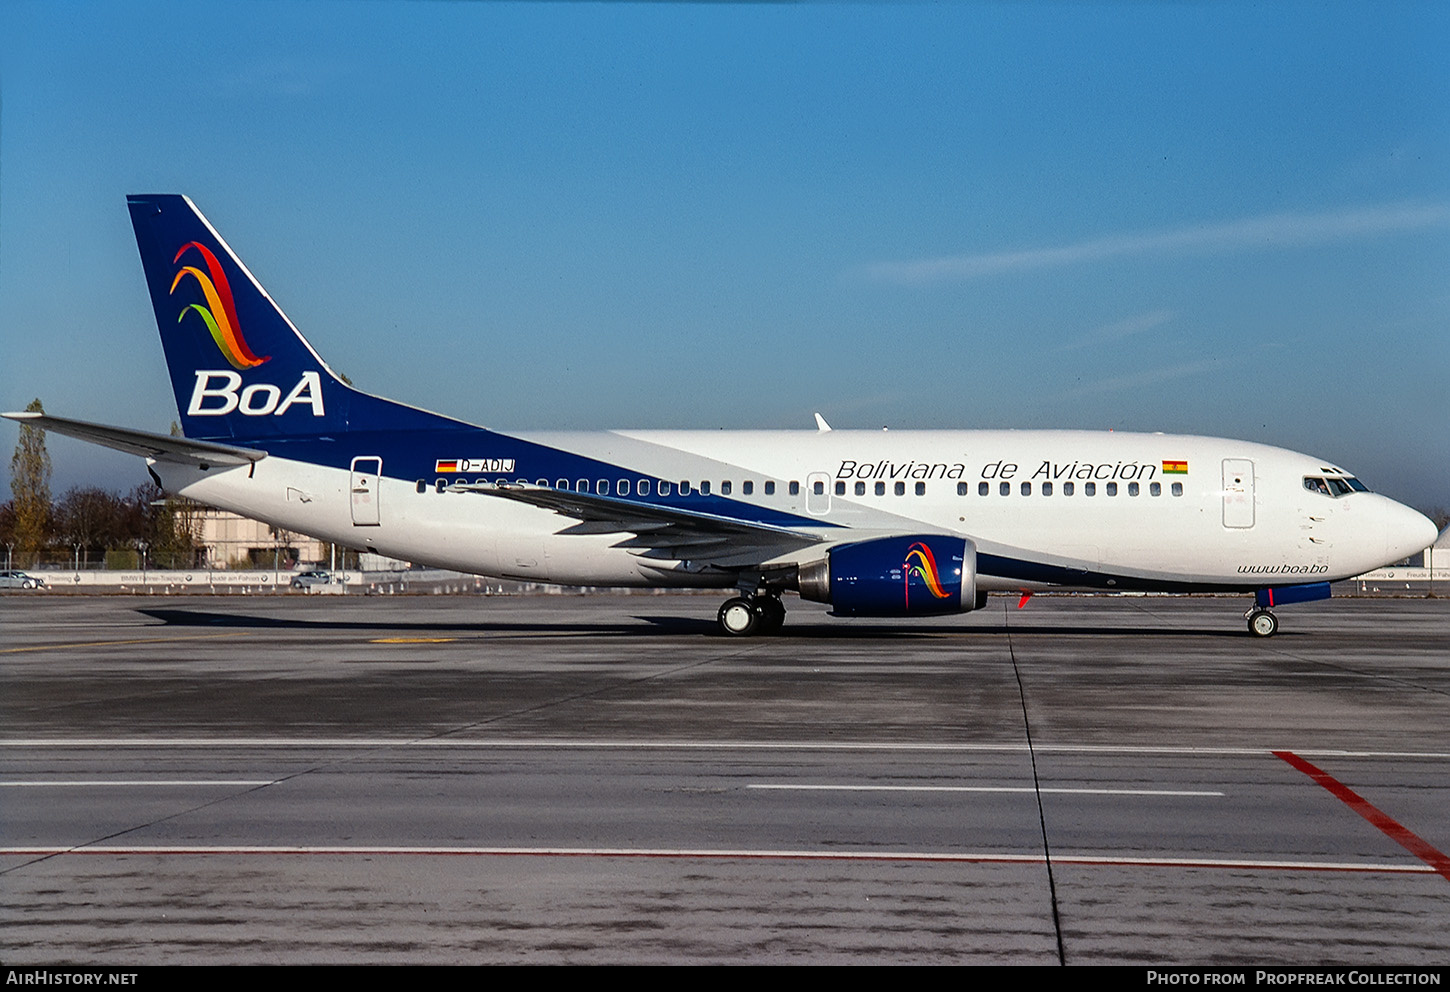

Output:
xmin=1246 ymin=607 xmax=1279 ymax=638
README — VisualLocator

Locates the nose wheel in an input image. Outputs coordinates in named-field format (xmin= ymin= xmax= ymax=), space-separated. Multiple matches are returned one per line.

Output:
xmin=1246 ymin=607 xmax=1279 ymax=638
xmin=717 ymin=594 xmax=786 ymax=636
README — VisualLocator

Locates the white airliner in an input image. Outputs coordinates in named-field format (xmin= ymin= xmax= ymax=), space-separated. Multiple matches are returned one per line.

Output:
xmin=4 ymin=195 xmax=1437 ymax=636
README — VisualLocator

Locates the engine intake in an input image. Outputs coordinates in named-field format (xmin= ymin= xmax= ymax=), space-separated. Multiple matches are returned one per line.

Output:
xmin=798 ymin=535 xmax=980 ymax=616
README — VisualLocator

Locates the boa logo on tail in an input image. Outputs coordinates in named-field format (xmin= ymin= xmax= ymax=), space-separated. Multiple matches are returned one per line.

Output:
xmin=903 ymin=541 xmax=950 ymax=609
xmin=170 ymin=241 xmax=269 ymax=370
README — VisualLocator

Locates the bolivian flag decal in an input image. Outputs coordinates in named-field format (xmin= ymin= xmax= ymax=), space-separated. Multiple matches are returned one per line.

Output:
xmin=1162 ymin=460 xmax=1188 ymax=474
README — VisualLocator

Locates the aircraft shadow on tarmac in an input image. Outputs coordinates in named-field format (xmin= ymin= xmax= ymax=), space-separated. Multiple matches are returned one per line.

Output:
xmin=134 ymin=607 xmax=1256 ymax=639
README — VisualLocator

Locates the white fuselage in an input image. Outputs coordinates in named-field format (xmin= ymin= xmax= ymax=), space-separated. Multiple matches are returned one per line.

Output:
xmin=152 ymin=428 xmax=1431 ymax=592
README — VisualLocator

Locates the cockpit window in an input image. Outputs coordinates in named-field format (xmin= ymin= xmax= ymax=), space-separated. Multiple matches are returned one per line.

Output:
xmin=1304 ymin=475 xmax=1368 ymax=498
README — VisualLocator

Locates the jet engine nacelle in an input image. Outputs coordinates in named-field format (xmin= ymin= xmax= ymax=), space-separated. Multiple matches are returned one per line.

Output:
xmin=798 ymin=535 xmax=981 ymax=617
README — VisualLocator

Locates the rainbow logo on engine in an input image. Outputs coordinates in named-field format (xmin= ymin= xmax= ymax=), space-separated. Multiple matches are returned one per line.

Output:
xmin=903 ymin=541 xmax=950 ymax=608
xmin=170 ymin=241 xmax=269 ymax=370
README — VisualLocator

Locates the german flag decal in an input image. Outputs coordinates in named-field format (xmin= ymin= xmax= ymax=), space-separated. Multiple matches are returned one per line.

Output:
xmin=1162 ymin=460 xmax=1188 ymax=474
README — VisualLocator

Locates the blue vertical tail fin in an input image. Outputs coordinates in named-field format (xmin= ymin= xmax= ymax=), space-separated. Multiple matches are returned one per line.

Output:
xmin=128 ymin=194 xmax=462 ymax=440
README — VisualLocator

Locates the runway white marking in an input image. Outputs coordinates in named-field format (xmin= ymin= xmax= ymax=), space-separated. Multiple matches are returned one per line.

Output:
xmin=0 ymin=845 xmax=1435 ymax=875
xmin=0 ymin=780 xmax=276 ymax=787
xmin=1 ymin=739 xmax=1446 ymax=759
xmin=747 ymin=784 xmax=1224 ymax=796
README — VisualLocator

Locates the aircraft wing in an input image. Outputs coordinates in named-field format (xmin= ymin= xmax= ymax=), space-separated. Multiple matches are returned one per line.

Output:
xmin=453 ymin=481 xmax=828 ymax=571
xmin=1 ymin=412 xmax=266 ymax=466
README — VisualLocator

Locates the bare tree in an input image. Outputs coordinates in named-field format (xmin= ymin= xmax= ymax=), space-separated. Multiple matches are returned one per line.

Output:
xmin=130 ymin=481 xmax=200 ymax=568
xmin=53 ymin=487 xmax=130 ymax=567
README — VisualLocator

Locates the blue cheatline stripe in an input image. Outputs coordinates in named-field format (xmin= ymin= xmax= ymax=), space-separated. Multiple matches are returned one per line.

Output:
xmin=247 ymin=427 xmax=838 ymax=531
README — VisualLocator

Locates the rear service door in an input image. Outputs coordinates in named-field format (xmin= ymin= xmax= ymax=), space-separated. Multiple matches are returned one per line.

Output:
xmin=351 ymin=456 xmax=382 ymax=526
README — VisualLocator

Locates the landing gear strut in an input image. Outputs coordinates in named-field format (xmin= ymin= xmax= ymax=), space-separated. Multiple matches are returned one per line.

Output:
xmin=1246 ymin=607 xmax=1279 ymax=638
xmin=717 ymin=593 xmax=787 ymax=637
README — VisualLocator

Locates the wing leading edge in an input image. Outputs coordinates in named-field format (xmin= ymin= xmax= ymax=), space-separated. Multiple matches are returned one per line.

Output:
xmin=453 ymin=481 xmax=829 ymax=571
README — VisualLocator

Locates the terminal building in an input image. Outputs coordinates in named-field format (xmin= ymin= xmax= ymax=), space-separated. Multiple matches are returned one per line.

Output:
xmin=191 ymin=506 xmax=328 ymax=569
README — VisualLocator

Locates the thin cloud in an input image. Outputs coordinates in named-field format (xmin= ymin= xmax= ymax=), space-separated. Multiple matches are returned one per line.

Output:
xmin=1060 ymin=358 xmax=1226 ymax=399
xmin=1057 ymin=309 xmax=1176 ymax=353
xmin=866 ymin=202 xmax=1450 ymax=284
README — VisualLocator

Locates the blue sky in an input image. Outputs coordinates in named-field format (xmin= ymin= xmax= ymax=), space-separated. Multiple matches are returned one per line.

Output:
xmin=2 ymin=1 xmax=1447 ymax=511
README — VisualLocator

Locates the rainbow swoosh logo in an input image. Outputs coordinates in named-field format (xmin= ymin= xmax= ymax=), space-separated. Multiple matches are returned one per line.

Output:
xmin=903 ymin=541 xmax=950 ymax=608
xmin=170 ymin=241 xmax=269 ymax=369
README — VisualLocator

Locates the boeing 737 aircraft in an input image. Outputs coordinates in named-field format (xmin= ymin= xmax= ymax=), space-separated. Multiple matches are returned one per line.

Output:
xmin=4 ymin=196 xmax=1437 ymax=636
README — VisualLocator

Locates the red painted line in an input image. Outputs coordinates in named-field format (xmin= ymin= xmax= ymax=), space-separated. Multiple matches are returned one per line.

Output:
xmin=1274 ymin=750 xmax=1450 ymax=883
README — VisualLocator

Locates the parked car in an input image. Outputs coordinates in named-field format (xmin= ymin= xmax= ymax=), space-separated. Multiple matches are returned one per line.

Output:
xmin=0 ymin=570 xmax=46 ymax=590
xmin=290 ymin=570 xmax=333 ymax=589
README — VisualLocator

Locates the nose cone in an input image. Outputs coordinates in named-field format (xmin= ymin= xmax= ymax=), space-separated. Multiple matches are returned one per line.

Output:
xmin=1384 ymin=501 xmax=1439 ymax=564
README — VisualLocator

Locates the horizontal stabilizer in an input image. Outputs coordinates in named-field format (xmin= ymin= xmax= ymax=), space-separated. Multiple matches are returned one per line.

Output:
xmin=1 ymin=412 xmax=266 ymax=465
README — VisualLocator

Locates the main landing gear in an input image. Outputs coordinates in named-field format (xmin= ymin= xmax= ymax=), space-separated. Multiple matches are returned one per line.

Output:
xmin=717 ymin=593 xmax=786 ymax=637
xmin=1246 ymin=606 xmax=1279 ymax=638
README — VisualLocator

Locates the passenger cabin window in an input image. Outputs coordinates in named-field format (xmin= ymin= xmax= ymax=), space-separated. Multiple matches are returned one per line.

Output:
xmin=979 ymin=482 xmax=989 ymax=496
xmin=1171 ymin=482 xmax=1183 ymax=496
xmin=789 ymin=481 xmax=800 ymax=496
xmin=416 ymin=479 xmax=426 ymax=494
xmin=894 ymin=481 xmax=906 ymax=496
xmin=1064 ymin=481 xmax=1074 ymax=496
xmin=659 ymin=481 xmax=672 ymax=496
xmin=1021 ymin=482 xmax=1031 ymax=496
xmin=617 ymin=479 xmax=629 ymax=496
xmin=700 ymin=481 xmax=711 ymax=495
xmin=957 ymin=482 xmax=968 ymax=496
xmin=1106 ymin=482 xmax=1117 ymax=496
xmin=1128 ymin=482 xmax=1139 ymax=496
xmin=742 ymin=481 xmax=753 ymax=495
xmin=1085 ymin=482 xmax=1096 ymax=496
xmin=1042 ymin=481 xmax=1053 ymax=496
xmin=856 ymin=481 xmax=867 ymax=496
xmin=1150 ymin=482 xmax=1161 ymax=496
xmin=835 ymin=481 xmax=846 ymax=496
xmin=597 ymin=480 xmax=608 ymax=495
xmin=721 ymin=481 xmax=732 ymax=495
xmin=915 ymin=482 xmax=926 ymax=496
xmin=764 ymin=481 xmax=775 ymax=496
xmin=435 ymin=479 xmax=446 ymax=493
xmin=637 ymin=480 xmax=650 ymax=496
xmin=813 ymin=481 xmax=825 ymax=496
xmin=875 ymin=482 xmax=886 ymax=496
xmin=999 ymin=482 xmax=1010 ymax=496
xmin=679 ymin=480 xmax=692 ymax=495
